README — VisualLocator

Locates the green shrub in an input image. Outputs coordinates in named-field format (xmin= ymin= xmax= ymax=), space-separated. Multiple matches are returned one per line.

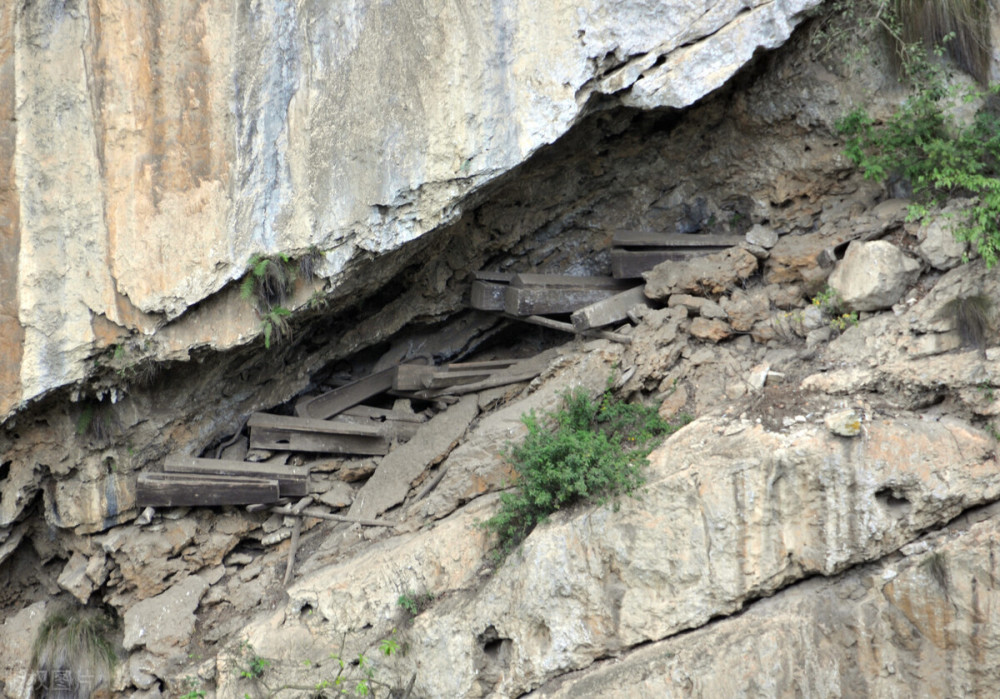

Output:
xmin=481 ymin=383 xmax=688 ymax=560
xmin=831 ymin=0 xmax=1000 ymax=267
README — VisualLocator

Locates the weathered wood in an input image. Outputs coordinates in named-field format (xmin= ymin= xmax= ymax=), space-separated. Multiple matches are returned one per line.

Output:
xmin=249 ymin=413 xmax=389 ymax=455
xmin=510 ymin=273 xmax=630 ymax=290
xmin=504 ymin=285 xmax=623 ymax=316
xmin=283 ymin=496 xmax=313 ymax=586
xmin=473 ymin=270 xmax=515 ymax=283
xmin=294 ymin=367 xmax=397 ymax=420
xmin=393 ymin=365 xmax=502 ymax=391
xmin=397 ymin=350 xmax=557 ymax=398
xmin=163 ymin=455 xmax=309 ymax=498
xmin=612 ymin=231 xmax=744 ymax=248
xmin=445 ymin=359 xmax=518 ymax=371
xmin=611 ymin=249 xmax=721 ymax=279
xmin=570 ymin=285 xmax=650 ymax=331
xmin=341 ymin=405 xmax=426 ymax=423
xmin=470 ymin=280 xmax=508 ymax=311
xmin=136 ymin=472 xmax=280 ymax=507
xmin=270 ymin=505 xmax=397 ymax=527
xmin=249 ymin=412 xmax=385 ymax=436
xmin=508 ymin=314 xmax=632 ymax=344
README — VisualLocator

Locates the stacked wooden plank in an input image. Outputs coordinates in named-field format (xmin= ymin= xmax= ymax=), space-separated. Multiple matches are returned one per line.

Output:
xmin=610 ymin=232 xmax=743 ymax=279
xmin=136 ymin=456 xmax=309 ymax=507
xmin=471 ymin=273 xmax=635 ymax=315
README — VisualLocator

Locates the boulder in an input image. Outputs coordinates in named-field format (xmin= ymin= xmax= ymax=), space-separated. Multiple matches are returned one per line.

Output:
xmin=644 ymin=247 xmax=759 ymax=300
xmin=828 ymin=240 xmax=922 ymax=312
xmin=745 ymin=224 xmax=779 ymax=249
xmin=916 ymin=202 xmax=971 ymax=270
xmin=123 ymin=575 xmax=210 ymax=657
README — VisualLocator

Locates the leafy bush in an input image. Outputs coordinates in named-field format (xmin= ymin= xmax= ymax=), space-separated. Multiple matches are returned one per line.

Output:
xmin=481 ymin=383 xmax=688 ymax=560
xmin=830 ymin=0 xmax=1000 ymax=267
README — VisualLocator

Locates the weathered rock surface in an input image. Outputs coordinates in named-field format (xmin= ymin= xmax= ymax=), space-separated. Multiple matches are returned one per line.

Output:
xmin=229 ymin=408 xmax=1000 ymax=698
xmin=530 ymin=503 xmax=1000 ymax=698
xmin=828 ymin=240 xmax=922 ymax=312
xmin=1 ymin=0 xmax=823 ymax=420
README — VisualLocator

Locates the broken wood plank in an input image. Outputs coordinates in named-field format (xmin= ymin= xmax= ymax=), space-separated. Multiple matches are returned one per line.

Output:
xmin=163 ymin=455 xmax=309 ymax=498
xmin=136 ymin=472 xmax=280 ymax=508
xmin=393 ymin=365 xmax=503 ymax=391
xmin=570 ymin=285 xmax=650 ymax=331
xmin=473 ymin=270 xmax=515 ymax=283
xmin=611 ymin=249 xmax=722 ymax=279
xmin=504 ymin=285 xmax=624 ymax=316
xmin=341 ymin=405 xmax=427 ymax=423
xmin=509 ymin=273 xmax=630 ymax=290
xmin=294 ymin=366 xmax=398 ymax=420
xmin=270 ymin=505 xmax=397 ymax=527
xmin=396 ymin=350 xmax=558 ymax=399
xmin=283 ymin=496 xmax=313 ymax=586
xmin=445 ymin=359 xmax=518 ymax=371
xmin=470 ymin=280 xmax=508 ymax=311
xmin=612 ymin=231 xmax=744 ymax=248
xmin=249 ymin=413 xmax=390 ymax=455
xmin=508 ymin=314 xmax=632 ymax=344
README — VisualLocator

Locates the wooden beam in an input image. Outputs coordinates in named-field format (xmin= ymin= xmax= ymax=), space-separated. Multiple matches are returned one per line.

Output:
xmin=294 ymin=366 xmax=398 ymax=420
xmin=570 ymin=285 xmax=650 ymax=331
xmin=470 ymin=280 xmax=508 ymax=311
xmin=504 ymin=285 xmax=622 ymax=316
xmin=249 ymin=413 xmax=390 ymax=455
xmin=612 ymin=231 xmax=744 ymax=248
xmin=163 ymin=455 xmax=309 ymax=498
xmin=507 ymin=314 xmax=632 ymax=344
xmin=509 ymin=273 xmax=630 ymax=289
xmin=136 ymin=472 xmax=280 ymax=508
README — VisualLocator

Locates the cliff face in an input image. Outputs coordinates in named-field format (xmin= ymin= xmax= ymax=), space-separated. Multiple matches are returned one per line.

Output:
xmin=0 ymin=0 xmax=820 ymax=420
xmin=2 ymin=2 xmax=1000 ymax=698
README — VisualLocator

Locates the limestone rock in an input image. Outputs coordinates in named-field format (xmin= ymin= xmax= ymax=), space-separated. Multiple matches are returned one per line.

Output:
xmin=828 ymin=240 xmax=922 ymax=312
xmin=764 ymin=230 xmax=847 ymax=289
xmin=348 ymin=394 xmax=479 ymax=521
xmin=0 ymin=601 xmax=48 ymax=698
xmin=721 ymin=287 xmax=770 ymax=332
xmin=644 ymin=247 xmax=759 ymax=300
xmin=916 ymin=202 xmax=971 ymax=270
xmin=824 ymin=409 xmax=861 ymax=437
xmin=123 ymin=575 xmax=209 ymax=656
xmin=690 ymin=317 xmax=733 ymax=342
xmin=233 ymin=411 xmax=1000 ymax=698
xmin=745 ymin=224 xmax=778 ymax=249
xmin=1 ymin=0 xmax=823 ymax=420
xmin=529 ymin=506 xmax=1000 ymax=697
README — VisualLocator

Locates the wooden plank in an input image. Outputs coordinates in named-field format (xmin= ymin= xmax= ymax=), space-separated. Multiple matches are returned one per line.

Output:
xmin=136 ymin=472 xmax=280 ymax=507
xmin=506 ymin=314 xmax=632 ymax=344
xmin=341 ymin=405 xmax=426 ymax=423
xmin=249 ymin=412 xmax=385 ymax=437
xmin=295 ymin=367 xmax=397 ymax=420
xmin=510 ymin=273 xmax=630 ymax=290
xmin=611 ymin=249 xmax=719 ymax=279
xmin=570 ymin=285 xmax=650 ymax=331
xmin=250 ymin=427 xmax=389 ymax=455
xmin=612 ymin=231 xmax=744 ymax=248
xmin=473 ymin=270 xmax=515 ymax=283
xmin=163 ymin=455 xmax=309 ymax=498
xmin=470 ymin=280 xmax=508 ymax=311
xmin=504 ymin=285 xmax=621 ymax=316
xmin=445 ymin=359 xmax=518 ymax=371
xmin=393 ymin=365 xmax=500 ymax=391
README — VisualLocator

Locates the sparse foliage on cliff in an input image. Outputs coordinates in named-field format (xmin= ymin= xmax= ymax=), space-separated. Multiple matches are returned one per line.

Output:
xmin=31 ymin=606 xmax=120 ymax=699
xmin=482 ymin=381 xmax=688 ymax=561
xmin=828 ymin=0 xmax=1000 ymax=266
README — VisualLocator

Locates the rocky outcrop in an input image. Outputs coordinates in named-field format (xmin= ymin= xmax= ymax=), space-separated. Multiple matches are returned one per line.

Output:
xmin=0 ymin=0 xmax=822 ymax=420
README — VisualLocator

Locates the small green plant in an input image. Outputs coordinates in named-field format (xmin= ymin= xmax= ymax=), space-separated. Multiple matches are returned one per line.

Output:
xmin=240 ymin=253 xmax=296 ymax=310
xmin=261 ymin=306 xmax=293 ymax=349
xmin=396 ymin=591 xmax=434 ymax=618
xmin=811 ymin=286 xmax=860 ymax=331
xmin=75 ymin=401 xmax=119 ymax=448
xmin=179 ymin=676 xmax=207 ymax=699
xmin=481 ymin=380 xmax=687 ymax=561
xmin=31 ymin=606 xmax=120 ymax=698
xmin=978 ymin=382 xmax=996 ymax=403
xmin=237 ymin=640 xmax=270 ymax=680
xmin=233 ymin=632 xmax=407 ymax=698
